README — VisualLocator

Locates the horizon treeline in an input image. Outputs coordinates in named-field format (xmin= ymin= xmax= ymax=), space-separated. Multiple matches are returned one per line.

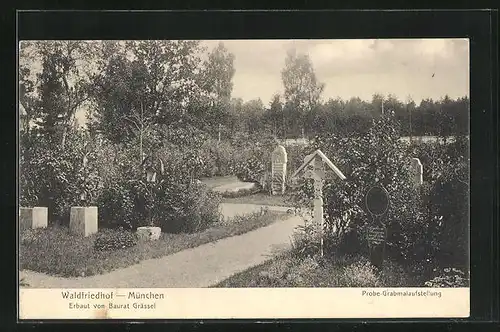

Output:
xmin=19 ymin=40 xmax=469 ymax=149
xmin=226 ymin=93 xmax=469 ymax=139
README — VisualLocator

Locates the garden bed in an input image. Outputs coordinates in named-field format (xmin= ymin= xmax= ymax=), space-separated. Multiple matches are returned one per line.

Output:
xmin=214 ymin=252 xmax=420 ymax=288
xmin=20 ymin=211 xmax=288 ymax=278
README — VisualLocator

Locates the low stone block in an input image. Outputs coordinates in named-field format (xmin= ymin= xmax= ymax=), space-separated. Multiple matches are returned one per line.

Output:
xmin=19 ymin=207 xmax=48 ymax=231
xmin=70 ymin=206 xmax=98 ymax=237
xmin=136 ymin=226 xmax=162 ymax=241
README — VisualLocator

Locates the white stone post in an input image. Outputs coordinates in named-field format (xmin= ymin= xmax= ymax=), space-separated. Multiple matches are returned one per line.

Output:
xmin=19 ymin=207 xmax=48 ymax=231
xmin=70 ymin=206 xmax=98 ymax=237
xmin=271 ymin=145 xmax=288 ymax=195
xmin=411 ymin=157 xmax=423 ymax=187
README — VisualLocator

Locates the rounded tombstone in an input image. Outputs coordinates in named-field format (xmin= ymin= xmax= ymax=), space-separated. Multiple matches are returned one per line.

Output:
xmin=272 ymin=145 xmax=287 ymax=164
xmin=365 ymin=185 xmax=390 ymax=217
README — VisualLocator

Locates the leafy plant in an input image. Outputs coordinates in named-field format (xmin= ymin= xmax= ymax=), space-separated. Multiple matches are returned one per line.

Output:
xmin=287 ymin=113 xmax=469 ymax=276
xmin=424 ymin=268 xmax=469 ymax=287
xmin=20 ymin=129 xmax=103 ymax=224
xmin=94 ymin=228 xmax=138 ymax=252
xmin=291 ymin=220 xmax=322 ymax=259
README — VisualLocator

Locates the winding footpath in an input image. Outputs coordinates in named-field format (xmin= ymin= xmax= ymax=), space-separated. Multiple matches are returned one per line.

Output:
xmin=20 ymin=203 xmax=305 ymax=288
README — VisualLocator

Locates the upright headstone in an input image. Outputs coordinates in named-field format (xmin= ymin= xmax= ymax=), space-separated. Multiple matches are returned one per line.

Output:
xmin=70 ymin=206 xmax=98 ymax=237
xmin=410 ymin=158 xmax=423 ymax=187
xmin=19 ymin=207 xmax=48 ymax=231
xmin=271 ymin=145 xmax=287 ymax=195
xmin=365 ymin=185 xmax=390 ymax=269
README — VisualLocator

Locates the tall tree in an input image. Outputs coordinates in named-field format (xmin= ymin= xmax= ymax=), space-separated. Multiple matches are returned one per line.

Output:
xmin=242 ymin=98 xmax=265 ymax=134
xmin=281 ymin=49 xmax=325 ymax=136
xmin=19 ymin=42 xmax=41 ymax=135
xmin=201 ymin=42 xmax=235 ymax=103
xmin=90 ymin=40 xmax=207 ymax=144
xmin=227 ymin=97 xmax=245 ymax=135
xmin=33 ymin=41 xmax=97 ymax=147
xmin=264 ymin=93 xmax=284 ymax=138
xmin=198 ymin=42 xmax=236 ymax=135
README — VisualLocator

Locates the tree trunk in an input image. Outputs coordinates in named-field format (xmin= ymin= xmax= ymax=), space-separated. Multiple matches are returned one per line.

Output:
xmin=61 ymin=125 xmax=67 ymax=149
xmin=139 ymin=127 xmax=143 ymax=164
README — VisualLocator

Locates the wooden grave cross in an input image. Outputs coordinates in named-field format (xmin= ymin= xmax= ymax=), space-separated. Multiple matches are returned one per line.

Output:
xmin=291 ymin=149 xmax=347 ymax=256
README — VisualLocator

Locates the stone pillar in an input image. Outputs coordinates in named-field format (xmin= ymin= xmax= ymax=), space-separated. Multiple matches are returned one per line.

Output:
xmin=70 ymin=206 xmax=98 ymax=237
xmin=271 ymin=145 xmax=288 ymax=195
xmin=19 ymin=207 xmax=48 ymax=231
xmin=410 ymin=158 xmax=423 ymax=187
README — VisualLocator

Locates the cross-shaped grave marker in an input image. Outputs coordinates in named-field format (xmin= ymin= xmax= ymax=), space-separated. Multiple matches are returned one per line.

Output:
xmin=291 ymin=149 xmax=347 ymax=256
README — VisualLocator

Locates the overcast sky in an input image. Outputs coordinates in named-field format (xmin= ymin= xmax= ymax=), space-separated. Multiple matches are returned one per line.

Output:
xmin=202 ymin=39 xmax=469 ymax=105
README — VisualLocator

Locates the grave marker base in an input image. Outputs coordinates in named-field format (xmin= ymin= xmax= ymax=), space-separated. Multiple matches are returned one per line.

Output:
xmin=19 ymin=207 xmax=48 ymax=231
xmin=70 ymin=206 xmax=98 ymax=237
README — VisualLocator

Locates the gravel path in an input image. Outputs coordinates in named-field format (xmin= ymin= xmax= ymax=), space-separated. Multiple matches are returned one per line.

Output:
xmin=20 ymin=204 xmax=305 ymax=288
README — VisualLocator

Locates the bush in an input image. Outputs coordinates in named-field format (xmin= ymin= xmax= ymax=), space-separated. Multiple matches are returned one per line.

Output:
xmin=424 ymin=267 xmax=469 ymax=287
xmin=288 ymin=114 xmax=469 ymax=276
xmin=153 ymin=176 xmax=222 ymax=233
xmin=20 ymin=130 xmax=102 ymax=224
xmin=428 ymin=161 xmax=469 ymax=268
xmin=232 ymin=134 xmax=275 ymax=183
xmin=338 ymin=260 xmax=381 ymax=287
xmin=95 ymin=165 xmax=222 ymax=233
xmin=291 ymin=114 xmax=423 ymax=253
xmin=93 ymin=228 xmax=138 ymax=252
xmin=290 ymin=221 xmax=322 ymax=259
xmin=97 ymin=179 xmax=137 ymax=230
xmin=199 ymin=139 xmax=238 ymax=177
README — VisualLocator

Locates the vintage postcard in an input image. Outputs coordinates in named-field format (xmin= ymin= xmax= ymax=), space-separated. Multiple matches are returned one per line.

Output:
xmin=18 ymin=38 xmax=470 ymax=319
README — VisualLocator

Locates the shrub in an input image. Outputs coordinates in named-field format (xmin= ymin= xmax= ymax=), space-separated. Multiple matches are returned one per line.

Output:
xmin=232 ymin=134 xmax=275 ymax=183
xmin=424 ymin=267 xmax=469 ymax=287
xmin=96 ymin=177 xmax=137 ymax=230
xmin=20 ymin=130 xmax=102 ymax=224
xmin=154 ymin=180 xmax=222 ymax=233
xmin=93 ymin=228 xmax=138 ymax=252
xmin=290 ymin=220 xmax=322 ymax=259
xmin=291 ymin=114 xmax=423 ymax=255
xmin=288 ymin=114 xmax=469 ymax=276
xmin=338 ymin=259 xmax=381 ymax=287
xmin=199 ymin=139 xmax=238 ymax=177
xmin=428 ymin=161 xmax=469 ymax=268
xmin=91 ymin=141 xmax=223 ymax=233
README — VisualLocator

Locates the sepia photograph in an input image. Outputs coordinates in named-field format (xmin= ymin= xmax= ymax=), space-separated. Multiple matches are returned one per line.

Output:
xmin=18 ymin=38 xmax=470 ymax=318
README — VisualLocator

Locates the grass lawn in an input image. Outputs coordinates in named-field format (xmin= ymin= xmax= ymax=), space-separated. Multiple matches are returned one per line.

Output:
xmin=20 ymin=211 xmax=288 ymax=278
xmin=222 ymin=193 xmax=295 ymax=207
xmin=214 ymin=251 xmax=420 ymax=288
xmin=199 ymin=175 xmax=242 ymax=189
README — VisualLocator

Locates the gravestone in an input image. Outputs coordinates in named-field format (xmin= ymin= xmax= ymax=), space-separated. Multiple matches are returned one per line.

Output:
xmin=19 ymin=207 xmax=48 ymax=231
xmin=410 ymin=157 xmax=423 ymax=187
xmin=365 ymin=185 xmax=390 ymax=269
xmin=70 ymin=206 xmax=98 ymax=237
xmin=271 ymin=145 xmax=287 ymax=195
